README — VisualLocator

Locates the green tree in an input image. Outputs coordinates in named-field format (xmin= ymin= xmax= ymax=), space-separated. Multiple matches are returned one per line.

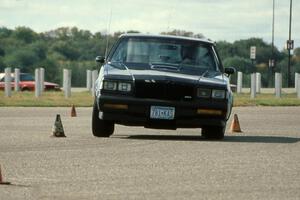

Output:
xmin=0 ymin=27 xmax=12 ymax=38
xmin=223 ymin=56 xmax=253 ymax=87
xmin=40 ymin=58 xmax=60 ymax=83
xmin=216 ymin=41 xmax=236 ymax=60
xmin=293 ymin=47 xmax=300 ymax=64
xmin=30 ymin=41 xmax=47 ymax=60
xmin=12 ymin=26 xmax=38 ymax=43
xmin=0 ymin=57 xmax=7 ymax=71
xmin=0 ymin=47 xmax=5 ymax=57
xmin=161 ymin=29 xmax=204 ymax=38
xmin=4 ymin=48 xmax=39 ymax=72
xmin=223 ymin=56 xmax=253 ymax=73
xmin=51 ymin=41 xmax=80 ymax=60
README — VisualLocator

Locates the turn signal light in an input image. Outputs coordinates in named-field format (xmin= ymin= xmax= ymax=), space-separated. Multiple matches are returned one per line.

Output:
xmin=103 ymin=104 xmax=128 ymax=110
xmin=197 ymin=109 xmax=223 ymax=116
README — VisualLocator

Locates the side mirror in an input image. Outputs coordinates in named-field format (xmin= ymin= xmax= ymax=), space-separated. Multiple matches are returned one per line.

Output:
xmin=224 ymin=67 xmax=235 ymax=76
xmin=95 ymin=56 xmax=105 ymax=64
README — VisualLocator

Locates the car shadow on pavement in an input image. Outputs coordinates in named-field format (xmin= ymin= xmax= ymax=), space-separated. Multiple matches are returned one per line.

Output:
xmin=223 ymin=135 xmax=300 ymax=144
xmin=117 ymin=135 xmax=300 ymax=144
xmin=116 ymin=135 xmax=202 ymax=141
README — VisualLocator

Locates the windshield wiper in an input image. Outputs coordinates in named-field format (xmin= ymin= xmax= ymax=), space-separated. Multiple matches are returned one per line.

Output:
xmin=201 ymin=69 xmax=209 ymax=77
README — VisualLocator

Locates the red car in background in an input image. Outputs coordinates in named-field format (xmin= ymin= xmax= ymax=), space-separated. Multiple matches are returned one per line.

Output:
xmin=0 ymin=73 xmax=60 ymax=91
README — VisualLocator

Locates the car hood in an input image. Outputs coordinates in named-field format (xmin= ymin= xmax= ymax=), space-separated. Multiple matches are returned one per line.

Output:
xmin=103 ymin=62 xmax=228 ymax=88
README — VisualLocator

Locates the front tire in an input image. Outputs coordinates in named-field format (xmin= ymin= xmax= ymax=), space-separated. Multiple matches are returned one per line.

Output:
xmin=92 ymin=100 xmax=114 ymax=137
xmin=201 ymin=125 xmax=225 ymax=140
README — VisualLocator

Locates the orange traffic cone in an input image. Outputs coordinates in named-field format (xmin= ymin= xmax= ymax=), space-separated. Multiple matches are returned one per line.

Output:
xmin=71 ymin=104 xmax=77 ymax=117
xmin=0 ymin=165 xmax=11 ymax=185
xmin=229 ymin=114 xmax=242 ymax=133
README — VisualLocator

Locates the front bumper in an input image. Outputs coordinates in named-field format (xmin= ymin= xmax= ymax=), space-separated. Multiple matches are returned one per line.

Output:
xmin=97 ymin=95 xmax=230 ymax=129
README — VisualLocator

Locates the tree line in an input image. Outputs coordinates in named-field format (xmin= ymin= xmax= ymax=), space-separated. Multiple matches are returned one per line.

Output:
xmin=0 ymin=26 xmax=299 ymax=87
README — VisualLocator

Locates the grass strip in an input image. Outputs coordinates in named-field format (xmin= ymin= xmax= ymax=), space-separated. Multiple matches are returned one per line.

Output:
xmin=1 ymin=91 xmax=300 ymax=107
xmin=0 ymin=91 xmax=93 ymax=107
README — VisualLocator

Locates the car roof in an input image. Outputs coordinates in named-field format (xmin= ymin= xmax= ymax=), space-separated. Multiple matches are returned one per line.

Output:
xmin=119 ymin=33 xmax=215 ymax=45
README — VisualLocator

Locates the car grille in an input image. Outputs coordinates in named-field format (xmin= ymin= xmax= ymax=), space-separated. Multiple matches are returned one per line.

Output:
xmin=135 ymin=81 xmax=195 ymax=100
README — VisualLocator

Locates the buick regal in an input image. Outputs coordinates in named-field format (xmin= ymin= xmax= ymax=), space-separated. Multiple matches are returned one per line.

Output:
xmin=92 ymin=34 xmax=235 ymax=140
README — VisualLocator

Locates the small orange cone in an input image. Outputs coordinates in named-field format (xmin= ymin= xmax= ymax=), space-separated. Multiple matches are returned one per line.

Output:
xmin=230 ymin=114 xmax=242 ymax=133
xmin=71 ymin=104 xmax=77 ymax=117
xmin=0 ymin=165 xmax=11 ymax=185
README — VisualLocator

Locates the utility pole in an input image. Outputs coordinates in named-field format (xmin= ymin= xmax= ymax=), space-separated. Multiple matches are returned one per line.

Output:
xmin=269 ymin=0 xmax=275 ymax=87
xmin=287 ymin=0 xmax=293 ymax=87
xmin=272 ymin=0 xmax=275 ymax=57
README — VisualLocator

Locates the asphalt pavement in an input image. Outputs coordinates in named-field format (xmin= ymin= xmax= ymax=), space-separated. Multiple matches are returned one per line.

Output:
xmin=0 ymin=107 xmax=299 ymax=200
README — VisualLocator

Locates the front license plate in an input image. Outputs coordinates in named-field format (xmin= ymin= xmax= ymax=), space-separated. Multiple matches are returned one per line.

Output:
xmin=150 ymin=106 xmax=175 ymax=120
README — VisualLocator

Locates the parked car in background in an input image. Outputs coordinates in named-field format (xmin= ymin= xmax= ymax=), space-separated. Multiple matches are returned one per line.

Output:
xmin=0 ymin=73 xmax=60 ymax=91
xmin=92 ymin=34 xmax=235 ymax=140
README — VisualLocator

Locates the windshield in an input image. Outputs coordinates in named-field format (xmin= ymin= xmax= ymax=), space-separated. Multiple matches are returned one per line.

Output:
xmin=20 ymin=74 xmax=34 ymax=81
xmin=110 ymin=37 xmax=220 ymax=71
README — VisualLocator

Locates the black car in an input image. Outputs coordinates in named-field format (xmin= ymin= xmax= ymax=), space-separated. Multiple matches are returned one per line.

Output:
xmin=92 ymin=34 xmax=235 ymax=139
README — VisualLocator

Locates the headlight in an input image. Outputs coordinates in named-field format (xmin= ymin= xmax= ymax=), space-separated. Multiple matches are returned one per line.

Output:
xmin=103 ymin=80 xmax=117 ymax=91
xmin=102 ymin=80 xmax=132 ymax=92
xmin=197 ymin=88 xmax=211 ymax=98
xmin=212 ymin=89 xmax=226 ymax=99
xmin=118 ymin=82 xmax=132 ymax=92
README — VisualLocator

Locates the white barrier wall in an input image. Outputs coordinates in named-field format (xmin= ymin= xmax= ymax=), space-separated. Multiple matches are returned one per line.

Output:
xmin=4 ymin=68 xmax=11 ymax=97
xmin=295 ymin=73 xmax=299 ymax=91
xmin=14 ymin=68 xmax=20 ymax=92
xmin=86 ymin=70 xmax=92 ymax=91
xmin=40 ymin=68 xmax=45 ymax=92
xmin=237 ymin=71 xmax=243 ymax=93
xmin=63 ymin=69 xmax=71 ymax=98
xmin=91 ymin=70 xmax=98 ymax=96
xmin=297 ymin=73 xmax=300 ymax=99
xmin=256 ymin=72 xmax=261 ymax=93
xmin=35 ymin=68 xmax=41 ymax=97
xmin=275 ymin=72 xmax=282 ymax=98
xmin=250 ymin=73 xmax=256 ymax=99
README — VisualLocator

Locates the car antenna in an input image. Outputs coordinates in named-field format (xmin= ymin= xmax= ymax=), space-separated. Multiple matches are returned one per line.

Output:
xmin=105 ymin=8 xmax=113 ymax=60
